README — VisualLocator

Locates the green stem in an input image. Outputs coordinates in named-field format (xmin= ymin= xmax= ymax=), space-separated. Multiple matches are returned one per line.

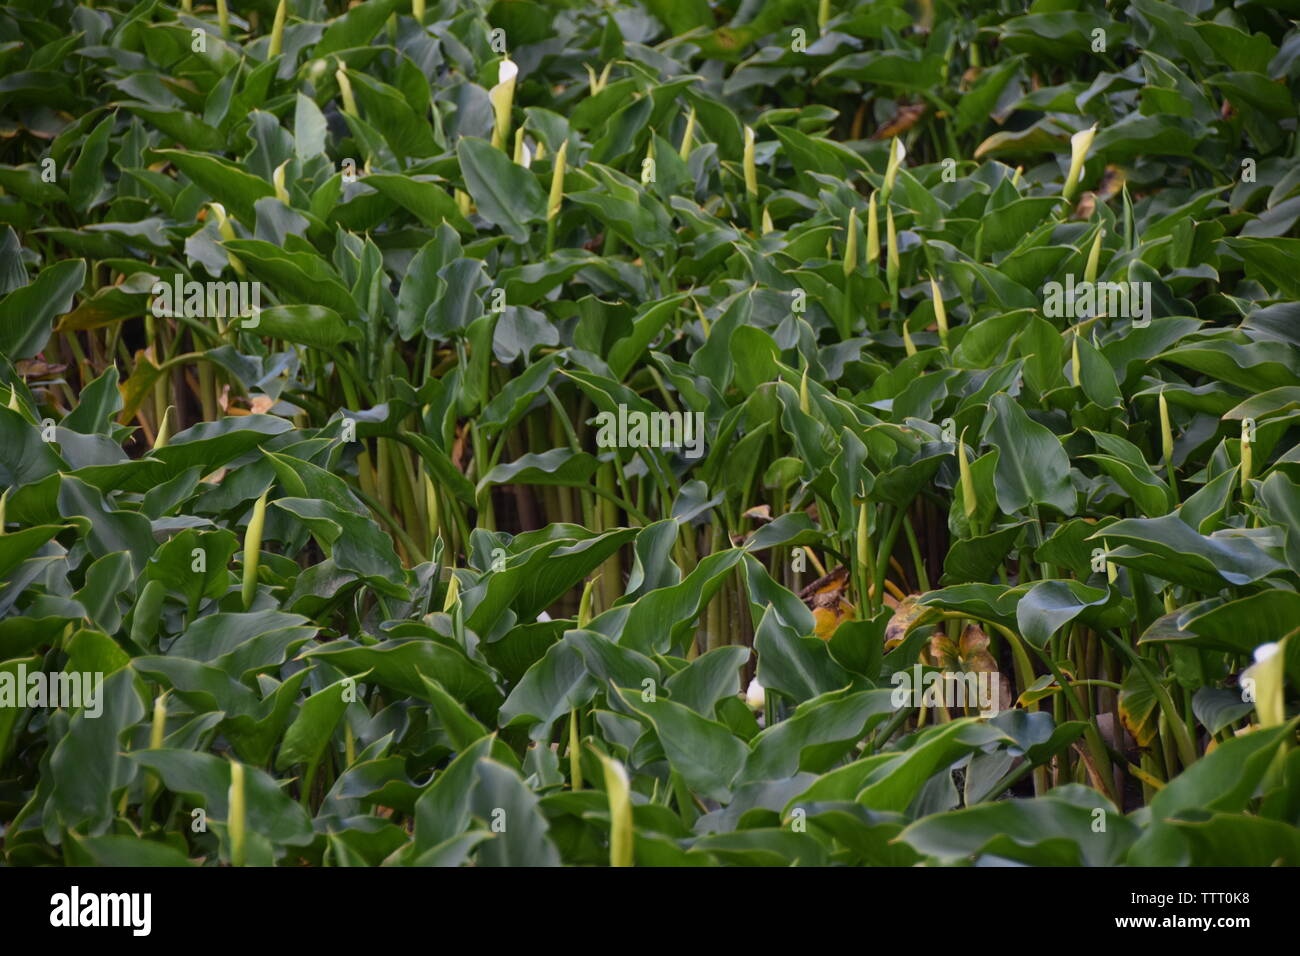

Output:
xmin=568 ymin=708 xmax=582 ymax=790
xmin=902 ymin=514 xmax=930 ymax=592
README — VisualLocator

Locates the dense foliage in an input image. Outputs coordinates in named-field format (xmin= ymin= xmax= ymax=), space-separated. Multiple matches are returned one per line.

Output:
xmin=1 ymin=0 xmax=1299 ymax=867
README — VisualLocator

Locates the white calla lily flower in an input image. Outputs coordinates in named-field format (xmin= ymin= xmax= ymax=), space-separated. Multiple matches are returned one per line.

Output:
xmin=1063 ymin=124 xmax=1097 ymax=203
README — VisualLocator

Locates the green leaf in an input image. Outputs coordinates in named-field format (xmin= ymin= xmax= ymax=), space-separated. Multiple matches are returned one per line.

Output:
xmin=1150 ymin=720 xmax=1297 ymax=819
xmin=1093 ymin=514 xmax=1287 ymax=591
xmin=742 ymin=690 xmax=896 ymax=784
xmin=477 ymin=448 xmax=599 ymax=494
xmin=304 ymin=636 xmax=501 ymax=722
xmin=858 ymin=720 xmax=1000 ymax=813
xmin=275 ymin=673 xmax=356 ymax=772
xmin=1138 ymin=591 xmax=1300 ymax=656
xmin=130 ymin=749 xmax=315 ymax=855
xmin=899 ymin=793 xmax=1136 ymax=866
xmin=150 ymin=149 xmax=275 ymax=224
xmin=499 ymin=640 xmax=596 ymax=742
xmin=365 ymin=174 xmax=474 ymax=233
xmin=986 ymin=392 xmax=1076 ymax=516
xmin=220 ymin=240 xmax=360 ymax=321
xmin=1016 ymin=580 xmax=1110 ymax=649
xmin=0 ymin=258 xmax=86 ymax=359
xmin=49 ymin=670 xmax=145 ymax=833
xmin=252 ymin=305 xmax=361 ymax=349
xmin=1174 ymin=813 xmax=1300 ymax=866
xmin=457 ymin=137 xmax=546 ymax=243
xmin=753 ymin=605 xmax=852 ymax=704
xmin=469 ymin=759 xmax=561 ymax=866
xmin=613 ymin=685 xmax=746 ymax=803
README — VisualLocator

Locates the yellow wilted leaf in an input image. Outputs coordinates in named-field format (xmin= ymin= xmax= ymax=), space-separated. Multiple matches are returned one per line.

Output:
xmin=799 ymin=567 xmax=854 ymax=641
xmin=1119 ymin=666 xmax=1159 ymax=747
xmin=812 ymin=604 xmax=850 ymax=641
xmin=928 ymin=623 xmax=998 ymax=674
xmin=883 ymin=594 xmax=927 ymax=651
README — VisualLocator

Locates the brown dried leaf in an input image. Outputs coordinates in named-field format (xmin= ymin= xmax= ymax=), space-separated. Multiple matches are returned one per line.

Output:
xmin=872 ymin=103 xmax=926 ymax=140
xmin=16 ymin=359 xmax=66 ymax=377
xmin=1071 ymin=191 xmax=1097 ymax=221
xmin=799 ymin=567 xmax=853 ymax=641
xmin=883 ymin=594 xmax=925 ymax=651
xmin=1095 ymin=164 xmax=1126 ymax=202
xmin=799 ymin=566 xmax=848 ymax=608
